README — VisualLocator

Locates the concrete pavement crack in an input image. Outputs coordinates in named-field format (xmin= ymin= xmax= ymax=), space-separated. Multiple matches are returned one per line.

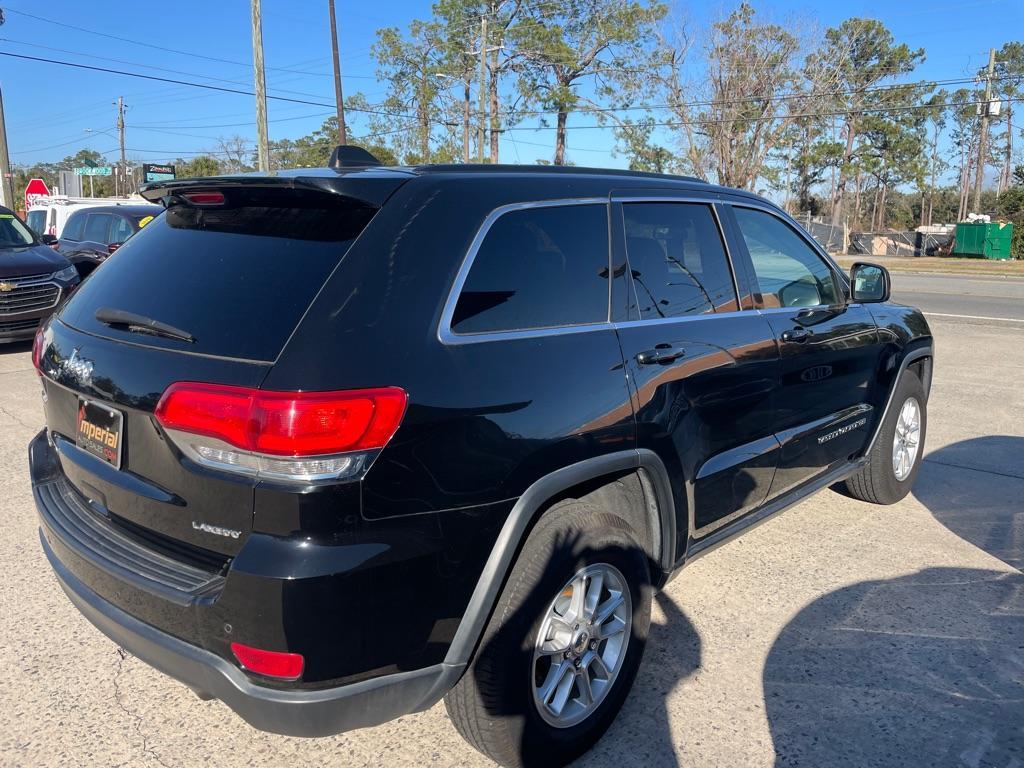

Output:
xmin=112 ymin=648 xmax=173 ymax=768
xmin=0 ymin=404 xmax=35 ymax=432
xmin=923 ymin=456 xmax=1024 ymax=482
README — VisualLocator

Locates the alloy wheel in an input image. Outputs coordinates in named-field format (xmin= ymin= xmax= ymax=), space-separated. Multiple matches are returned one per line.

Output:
xmin=892 ymin=396 xmax=921 ymax=481
xmin=531 ymin=563 xmax=632 ymax=728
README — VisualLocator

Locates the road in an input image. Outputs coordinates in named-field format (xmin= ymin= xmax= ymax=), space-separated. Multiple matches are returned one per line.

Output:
xmin=891 ymin=272 xmax=1024 ymax=323
xmin=1 ymin=273 xmax=1022 ymax=767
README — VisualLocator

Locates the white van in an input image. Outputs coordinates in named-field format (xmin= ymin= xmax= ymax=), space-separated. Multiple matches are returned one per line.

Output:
xmin=26 ymin=196 xmax=136 ymax=238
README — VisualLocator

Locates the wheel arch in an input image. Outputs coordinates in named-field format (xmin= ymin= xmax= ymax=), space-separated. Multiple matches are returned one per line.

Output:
xmin=864 ymin=343 xmax=933 ymax=458
xmin=443 ymin=449 xmax=676 ymax=670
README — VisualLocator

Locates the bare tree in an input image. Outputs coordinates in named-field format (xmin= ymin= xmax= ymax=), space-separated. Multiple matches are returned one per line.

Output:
xmin=216 ymin=135 xmax=254 ymax=173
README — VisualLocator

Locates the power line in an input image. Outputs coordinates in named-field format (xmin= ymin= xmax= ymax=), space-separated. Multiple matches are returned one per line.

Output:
xmin=10 ymin=47 xmax=1017 ymax=129
xmin=0 ymin=50 xmax=420 ymax=121
xmin=0 ymin=7 xmax=339 ymax=77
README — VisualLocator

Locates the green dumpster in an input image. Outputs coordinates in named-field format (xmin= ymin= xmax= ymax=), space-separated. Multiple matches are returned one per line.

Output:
xmin=953 ymin=221 xmax=1014 ymax=259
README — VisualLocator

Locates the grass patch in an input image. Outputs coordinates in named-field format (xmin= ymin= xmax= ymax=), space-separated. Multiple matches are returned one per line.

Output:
xmin=832 ymin=256 xmax=1024 ymax=277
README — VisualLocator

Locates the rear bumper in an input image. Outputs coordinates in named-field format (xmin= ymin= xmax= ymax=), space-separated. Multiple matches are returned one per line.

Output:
xmin=31 ymin=429 xmax=464 ymax=736
xmin=40 ymin=532 xmax=459 ymax=736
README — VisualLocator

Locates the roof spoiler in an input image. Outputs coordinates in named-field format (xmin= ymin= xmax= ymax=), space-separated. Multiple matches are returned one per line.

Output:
xmin=328 ymin=145 xmax=382 ymax=169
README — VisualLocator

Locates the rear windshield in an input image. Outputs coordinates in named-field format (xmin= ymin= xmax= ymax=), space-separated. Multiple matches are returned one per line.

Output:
xmin=59 ymin=191 xmax=377 ymax=362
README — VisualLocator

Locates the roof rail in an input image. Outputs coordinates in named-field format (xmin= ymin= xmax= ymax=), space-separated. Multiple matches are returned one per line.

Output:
xmin=328 ymin=145 xmax=383 ymax=169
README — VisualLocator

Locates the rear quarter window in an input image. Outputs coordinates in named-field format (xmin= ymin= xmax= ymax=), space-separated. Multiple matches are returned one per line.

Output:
xmin=450 ymin=204 xmax=610 ymax=335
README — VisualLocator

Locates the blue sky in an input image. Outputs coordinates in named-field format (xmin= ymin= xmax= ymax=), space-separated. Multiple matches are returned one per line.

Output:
xmin=1 ymin=0 xmax=1021 ymax=170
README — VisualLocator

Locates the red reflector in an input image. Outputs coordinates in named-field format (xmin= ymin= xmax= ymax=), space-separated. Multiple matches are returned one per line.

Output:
xmin=183 ymin=191 xmax=225 ymax=205
xmin=31 ymin=325 xmax=45 ymax=374
xmin=154 ymin=383 xmax=407 ymax=456
xmin=230 ymin=642 xmax=304 ymax=680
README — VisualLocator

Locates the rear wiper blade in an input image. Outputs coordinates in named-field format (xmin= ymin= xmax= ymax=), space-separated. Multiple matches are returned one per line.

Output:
xmin=94 ymin=306 xmax=196 ymax=343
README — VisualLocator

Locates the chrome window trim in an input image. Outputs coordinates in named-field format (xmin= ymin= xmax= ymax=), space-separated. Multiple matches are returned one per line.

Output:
xmin=726 ymin=199 xmax=848 ymax=300
xmin=437 ymin=197 xmax=611 ymax=346
xmin=612 ymin=308 xmax=751 ymax=330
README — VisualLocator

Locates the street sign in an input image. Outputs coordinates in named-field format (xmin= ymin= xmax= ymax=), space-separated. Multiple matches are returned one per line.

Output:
xmin=143 ymin=163 xmax=175 ymax=183
xmin=24 ymin=178 xmax=49 ymax=212
xmin=74 ymin=166 xmax=112 ymax=176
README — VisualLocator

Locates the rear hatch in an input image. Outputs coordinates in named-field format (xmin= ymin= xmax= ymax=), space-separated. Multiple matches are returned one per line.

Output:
xmin=40 ymin=183 xmax=384 ymax=557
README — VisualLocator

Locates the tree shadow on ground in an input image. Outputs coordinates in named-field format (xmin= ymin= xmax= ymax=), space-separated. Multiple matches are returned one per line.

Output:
xmin=764 ymin=437 xmax=1024 ymax=768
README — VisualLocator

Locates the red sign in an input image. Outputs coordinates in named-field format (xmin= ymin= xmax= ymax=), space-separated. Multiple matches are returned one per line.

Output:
xmin=24 ymin=178 xmax=50 ymax=214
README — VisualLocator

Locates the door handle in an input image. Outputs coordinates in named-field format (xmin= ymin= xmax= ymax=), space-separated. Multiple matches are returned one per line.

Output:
xmin=781 ymin=328 xmax=811 ymax=343
xmin=637 ymin=345 xmax=686 ymax=365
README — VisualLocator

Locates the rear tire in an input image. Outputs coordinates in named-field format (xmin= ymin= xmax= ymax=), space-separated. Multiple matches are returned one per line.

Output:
xmin=444 ymin=500 xmax=651 ymax=768
xmin=842 ymin=369 xmax=927 ymax=504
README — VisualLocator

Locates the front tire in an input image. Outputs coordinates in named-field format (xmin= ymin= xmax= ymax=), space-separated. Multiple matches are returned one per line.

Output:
xmin=842 ymin=369 xmax=927 ymax=504
xmin=444 ymin=500 xmax=651 ymax=768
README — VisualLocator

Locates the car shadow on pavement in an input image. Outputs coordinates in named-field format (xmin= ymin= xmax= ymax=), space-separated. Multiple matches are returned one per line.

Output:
xmin=0 ymin=340 xmax=32 ymax=355
xmin=764 ymin=437 xmax=1024 ymax=768
xmin=463 ymin=527 xmax=698 ymax=768
xmin=592 ymin=590 xmax=698 ymax=768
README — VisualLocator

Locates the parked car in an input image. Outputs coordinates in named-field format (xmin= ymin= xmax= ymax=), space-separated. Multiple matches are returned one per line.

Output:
xmin=26 ymin=196 xmax=128 ymax=239
xmin=30 ymin=154 xmax=933 ymax=768
xmin=57 ymin=204 xmax=162 ymax=277
xmin=0 ymin=206 xmax=79 ymax=343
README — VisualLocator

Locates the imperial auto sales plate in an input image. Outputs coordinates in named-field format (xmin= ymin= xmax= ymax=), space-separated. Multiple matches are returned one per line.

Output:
xmin=76 ymin=397 xmax=124 ymax=469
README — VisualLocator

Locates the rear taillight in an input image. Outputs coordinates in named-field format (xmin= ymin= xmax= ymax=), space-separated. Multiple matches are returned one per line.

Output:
xmin=230 ymin=642 xmax=304 ymax=680
xmin=154 ymin=383 xmax=407 ymax=483
xmin=31 ymin=325 xmax=46 ymax=375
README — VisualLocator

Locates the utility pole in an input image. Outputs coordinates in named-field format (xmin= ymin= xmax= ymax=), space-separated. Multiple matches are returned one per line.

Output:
xmin=477 ymin=16 xmax=487 ymax=164
xmin=251 ymin=0 xmax=270 ymax=171
xmin=116 ymin=96 xmax=127 ymax=197
xmin=328 ymin=0 xmax=347 ymax=145
xmin=0 ymin=85 xmax=14 ymax=209
xmin=972 ymin=48 xmax=996 ymax=213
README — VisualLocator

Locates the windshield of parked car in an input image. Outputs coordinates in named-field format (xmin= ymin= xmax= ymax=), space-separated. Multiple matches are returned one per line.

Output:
xmin=0 ymin=213 xmax=36 ymax=248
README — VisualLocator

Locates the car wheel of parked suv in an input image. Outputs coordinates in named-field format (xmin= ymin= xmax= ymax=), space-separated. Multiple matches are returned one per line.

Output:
xmin=842 ymin=369 xmax=927 ymax=505
xmin=444 ymin=500 xmax=652 ymax=768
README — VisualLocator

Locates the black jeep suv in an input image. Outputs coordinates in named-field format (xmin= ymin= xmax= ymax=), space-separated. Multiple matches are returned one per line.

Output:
xmin=30 ymin=155 xmax=932 ymax=767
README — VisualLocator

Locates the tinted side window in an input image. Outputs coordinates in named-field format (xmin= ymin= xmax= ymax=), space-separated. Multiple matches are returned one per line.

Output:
xmin=732 ymin=206 xmax=840 ymax=308
xmin=110 ymin=216 xmax=134 ymax=243
xmin=83 ymin=213 xmax=113 ymax=243
xmin=61 ymin=212 xmax=86 ymax=241
xmin=623 ymin=202 xmax=737 ymax=319
xmin=451 ymin=204 xmax=610 ymax=334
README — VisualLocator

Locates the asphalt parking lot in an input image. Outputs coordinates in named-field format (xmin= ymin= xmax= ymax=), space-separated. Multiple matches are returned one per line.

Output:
xmin=1 ymin=277 xmax=1022 ymax=767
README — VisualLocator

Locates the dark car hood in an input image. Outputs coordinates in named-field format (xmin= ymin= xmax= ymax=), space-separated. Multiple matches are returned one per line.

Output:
xmin=0 ymin=244 xmax=68 ymax=278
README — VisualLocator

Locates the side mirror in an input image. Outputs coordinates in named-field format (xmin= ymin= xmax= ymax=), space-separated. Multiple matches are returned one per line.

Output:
xmin=850 ymin=262 xmax=890 ymax=303
xmin=40 ymin=233 xmax=58 ymax=247
xmin=107 ymin=242 xmax=122 ymax=255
